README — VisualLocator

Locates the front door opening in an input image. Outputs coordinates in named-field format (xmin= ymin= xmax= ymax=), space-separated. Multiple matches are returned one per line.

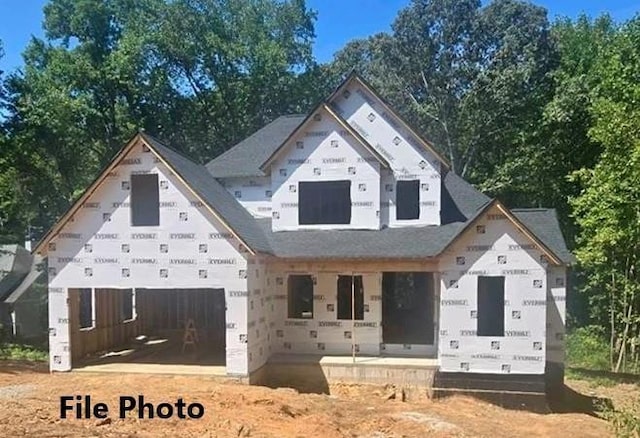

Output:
xmin=382 ymin=272 xmax=434 ymax=345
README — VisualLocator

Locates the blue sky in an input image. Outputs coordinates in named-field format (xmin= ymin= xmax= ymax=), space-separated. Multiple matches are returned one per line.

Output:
xmin=0 ymin=0 xmax=638 ymax=74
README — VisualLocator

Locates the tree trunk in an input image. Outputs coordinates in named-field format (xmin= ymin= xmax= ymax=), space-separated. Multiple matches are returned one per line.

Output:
xmin=614 ymin=300 xmax=633 ymax=373
xmin=610 ymin=271 xmax=616 ymax=371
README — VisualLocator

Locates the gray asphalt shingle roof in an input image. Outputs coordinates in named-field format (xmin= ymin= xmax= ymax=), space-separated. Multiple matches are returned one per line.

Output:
xmin=142 ymin=133 xmax=273 ymax=254
xmin=441 ymin=170 xmax=491 ymax=222
xmin=206 ymin=115 xmax=306 ymax=178
xmin=0 ymin=245 xmax=44 ymax=303
xmin=252 ymin=173 xmax=494 ymax=260
xmin=0 ymin=245 xmax=32 ymax=300
xmin=513 ymin=209 xmax=574 ymax=265
xmin=200 ymin=115 xmax=571 ymax=264
xmin=255 ymin=204 xmax=573 ymax=264
xmin=256 ymin=219 xmax=468 ymax=260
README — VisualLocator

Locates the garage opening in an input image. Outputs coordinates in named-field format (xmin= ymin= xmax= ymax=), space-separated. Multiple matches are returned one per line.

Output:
xmin=135 ymin=288 xmax=226 ymax=365
xmin=382 ymin=272 xmax=434 ymax=345
xmin=71 ymin=288 xmax=226 ymax=372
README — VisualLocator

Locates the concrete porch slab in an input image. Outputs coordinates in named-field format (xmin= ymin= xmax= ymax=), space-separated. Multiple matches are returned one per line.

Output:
xmin=255 ymin=354 xmax=439 ymax=390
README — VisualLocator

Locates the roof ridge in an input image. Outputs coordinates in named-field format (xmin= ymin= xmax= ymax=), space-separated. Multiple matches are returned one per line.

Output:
xmin=325 ymin=71 xmax=450 ymax=169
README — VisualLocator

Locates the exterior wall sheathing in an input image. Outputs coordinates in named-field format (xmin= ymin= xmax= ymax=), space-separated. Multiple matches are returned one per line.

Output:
xmin=437 ymin=205 xmax=566 ymax=375
xmin=329 ymin=85 xmax=442 ymax=227
xmin=270 ymin=109 xmax=382 ymax=231
xmin=47 ymin=142 xmax=251 ymax=375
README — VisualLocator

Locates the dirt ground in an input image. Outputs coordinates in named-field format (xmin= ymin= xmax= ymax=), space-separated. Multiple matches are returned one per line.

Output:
xmin=0 ymin=362 xmax=633 ymax=437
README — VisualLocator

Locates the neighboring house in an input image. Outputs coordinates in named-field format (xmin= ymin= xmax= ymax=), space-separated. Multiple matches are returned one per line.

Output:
xmin=0 ymin=244 xmax=47 ymax=340
xmin=34 ymin=72 xmax=571 ymax=396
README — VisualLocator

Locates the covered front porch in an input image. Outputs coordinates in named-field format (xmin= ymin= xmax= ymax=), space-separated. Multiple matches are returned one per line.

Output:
xmin=262 ymin=259 xmax=441 ymax=363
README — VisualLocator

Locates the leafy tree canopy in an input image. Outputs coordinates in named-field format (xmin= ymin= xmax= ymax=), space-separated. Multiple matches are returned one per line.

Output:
xmin=331 ymin=0 xmax=556 ymax=185
xmin=570 ymin=17 xmax=640 ymax=370
xmin=1 ymin=0 xmax=323 ymax=242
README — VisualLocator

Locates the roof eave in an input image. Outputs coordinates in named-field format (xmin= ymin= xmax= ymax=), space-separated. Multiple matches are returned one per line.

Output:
xmin=323 ymin=104 xmax=390 ymax=169
xmin=494 ymin=202 xmax=563 ymax=266
xmin=258 ymin=104 xmax=321 ymax=173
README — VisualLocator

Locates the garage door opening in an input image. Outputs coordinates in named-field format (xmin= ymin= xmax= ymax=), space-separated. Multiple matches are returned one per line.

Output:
xmin=72 ymin=288 xmax=226 ymax=374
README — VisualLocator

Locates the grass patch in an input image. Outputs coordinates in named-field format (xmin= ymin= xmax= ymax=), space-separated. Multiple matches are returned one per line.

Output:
xmin=566 ymin=368 xmax=620 ymax=387
xmin=0 ymin=342 xmax=48 ymax=362
xmin=567 ymin=325 xmax=610 ymax=370
xmin=566 ymin=326 xmax=640 ymax=388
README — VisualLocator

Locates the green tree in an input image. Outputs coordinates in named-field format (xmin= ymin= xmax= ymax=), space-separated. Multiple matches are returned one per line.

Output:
xmin=532 ymin=15 xmax=616 ymax=246
xmin=330 ymin=0 xmax=556 ymax=187
xmin=571 ymin=17 xmax=640 ymax=372
xmin=328 ymin=33 xmax=397 ymax=96
xmin=0 ymin=40 xmax=21 ymax=243
xmin=3 ymin=0 xmax=171 ymax=241
xmin=151 ymin=0 xmax=322 ymax=159
xmin=0 ymin=40 xmax=6 ymax=113
xmin=1 ymin=0 xmax=321 ymax=242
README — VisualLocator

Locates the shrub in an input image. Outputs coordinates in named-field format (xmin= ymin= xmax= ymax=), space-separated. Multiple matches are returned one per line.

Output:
xmin=0 ymin=343 xmax=48 ymax=362
xmin=603 ymin=398 xmax=640 ymax=437
xmin=567 ymin=325 xmax=611 ymax=370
